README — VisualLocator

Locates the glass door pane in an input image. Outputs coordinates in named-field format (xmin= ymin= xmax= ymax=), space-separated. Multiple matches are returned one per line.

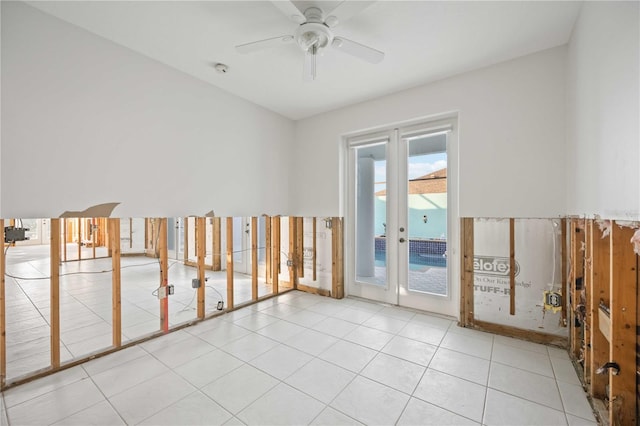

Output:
xmin=405 ymin=134 xmax=448 ymax=296
xmin=355 ymin=143 xmax=388 ymax=287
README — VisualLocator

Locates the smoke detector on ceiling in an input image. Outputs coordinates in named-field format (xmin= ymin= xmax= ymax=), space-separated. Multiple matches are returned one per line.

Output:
xmin=214 ymin=63 xmax=229 ymax=74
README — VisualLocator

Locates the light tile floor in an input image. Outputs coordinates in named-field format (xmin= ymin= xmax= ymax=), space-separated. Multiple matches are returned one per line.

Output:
xmin=1 ymin=290 xmax=597 ymax=425
xmin=3 ymin=246 xmax=278 ymax=381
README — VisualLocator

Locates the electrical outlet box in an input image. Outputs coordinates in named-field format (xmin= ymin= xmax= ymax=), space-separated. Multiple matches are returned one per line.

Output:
xmin=286 ymin=259 xmax=294 ymax=267
xmin=157 ymin=287 xmax=167 ymax=299
xmin=4 ymin=227 xmax=28 ymax=243
xmin=157 ymin=285 xmax=174 ymax=299
xmin=192 ymin=278 xmax=201 ymax=289
xmin=217 ymin=301 xmax=224 ymax=310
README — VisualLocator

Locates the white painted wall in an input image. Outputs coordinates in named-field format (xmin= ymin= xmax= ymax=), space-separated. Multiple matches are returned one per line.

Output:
xmin=292 ymin=46 xmax=567 ymax=218
xmin=1 ymin=2 xmax=294 ymax=219
xmin=565 ymin=1 xmax=640 ymax=221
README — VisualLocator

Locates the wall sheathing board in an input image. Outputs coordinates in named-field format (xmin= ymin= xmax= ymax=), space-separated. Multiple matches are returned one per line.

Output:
xmin=473 ymin=218 xmax=566 ymax=336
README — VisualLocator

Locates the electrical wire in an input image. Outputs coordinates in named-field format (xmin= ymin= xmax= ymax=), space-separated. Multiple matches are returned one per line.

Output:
xmin=3 ymin=241 xmax=179 ymax=280
xmin=550 ymin=220 xmax=558 ymax=291
xmin=205 ymin=282 xmax=224 ymax=301
xmin=178 ymin=282 xmax=224 ymax=313
xmin=179 ymin=290 xmax=198 ymax=312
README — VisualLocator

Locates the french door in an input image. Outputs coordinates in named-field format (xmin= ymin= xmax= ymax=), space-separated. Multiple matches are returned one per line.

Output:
xmin=346 ymin=119 xmax=458 ymax=317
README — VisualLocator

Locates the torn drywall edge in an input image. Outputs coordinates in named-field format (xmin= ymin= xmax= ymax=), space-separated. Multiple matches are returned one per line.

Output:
xmin=59 ymin=202 xmax=120 ymax=218
xmin=596 ymin=219 xmax=612 ymax=239
xmin=631 ymin=229 xmax=640 ymax=256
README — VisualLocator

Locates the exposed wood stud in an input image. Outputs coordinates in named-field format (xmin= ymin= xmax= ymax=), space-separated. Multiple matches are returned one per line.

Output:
xmin=50 ymin=218 xmax=61 ymax=368
xmin=144 ymin=218 xmax=149 ymax=251
xmin=265 ymin=216 xmax=272 ymax=285
xmin=272 ymin=216 xmax=280 ymax=294
xmin=226 ymin=217 xmax=234 ymax=309
xmin=331 ymin=217 xmax=344 ymax=299
xmin=297 ymin=283 xmax=331 ymax=297
xmin=509 ymin=218 xmax=516 ymax=315
xmin=460 ymin=218 xmax=474 ymax=327
xmin=312 ymin=218 xmax=317 ymax=281
xmin=77 ymin=218 xmax=82 ymax=261
xmin=589 ymin=219 xmax=610 ymax=400
xmin=212 ymin=217 xmax=221 ymax=271
xmin=0 ymin=220 xmax=6 ymax=388
xmin=297 ymin=217 xmax=304 ymax=279
xmin=561 ymin=218 xmax=567 ymax=325
xmin=109 ymin=219 xmax=122 ymax=347
xmin=92 ymin=219 xmax=97 ymax=259
xmin=473 ymin=320 xmax=567 ymax=347
xmin=251 ymin=217 xmax=258 ymax=301
xmin=584 ymin=219 xmax=592 ymax=383
xmin=289 ymin=217 xmax=297 ymax=289
xmin=158 ymin=219 xmax=169 ymax=333
xmin=63 ymin=220 xmax=67 ymax=262
xmin=196 ymin=217 xmax=206 ymax=319
xmin=609 ymin=223 xmax=637 ymax=426
xmin=570 ymin=218 xmax=584 ymax=359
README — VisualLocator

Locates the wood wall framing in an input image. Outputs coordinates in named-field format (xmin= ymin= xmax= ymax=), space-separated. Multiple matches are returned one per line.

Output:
xmin=567 ymin=219 xmax=639 ymax=425
xmin=0 ymin=215 xmax=340 ymax=390
xmin=50 ymin=218 xmax=61 ymax=369
xmin=0 ymin=220 xmax=6 ymax=388
xmin=459 ymin=217 xmax=567 ymax=347
xmin=460 ymin=216 xmax=639 ymax=423
xmin=1 ymin=211 xmax=636 ymax=425
xmin=109 ymin=218 xmax=122 ymax=347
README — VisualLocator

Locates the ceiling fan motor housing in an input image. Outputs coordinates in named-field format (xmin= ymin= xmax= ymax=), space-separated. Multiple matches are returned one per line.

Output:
xmin=295 ymin=22 xmax=333 ymax=52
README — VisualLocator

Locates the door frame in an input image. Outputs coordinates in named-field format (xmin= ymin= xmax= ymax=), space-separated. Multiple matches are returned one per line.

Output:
xmin=343 ymin=115 xmax=459 ymax=318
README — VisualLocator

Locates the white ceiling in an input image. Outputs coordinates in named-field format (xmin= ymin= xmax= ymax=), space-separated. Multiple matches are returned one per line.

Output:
xmin=26 ymin=1 xmax=582 ymax=120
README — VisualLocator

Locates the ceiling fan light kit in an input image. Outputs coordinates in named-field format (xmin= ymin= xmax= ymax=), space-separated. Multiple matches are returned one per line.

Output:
xmin=235 ymin=1 xmax=384 ymax=81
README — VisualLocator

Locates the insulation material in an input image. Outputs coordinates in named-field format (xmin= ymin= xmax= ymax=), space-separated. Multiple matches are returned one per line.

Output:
xmin=473 ymin=218 xmax=566 ymax=336
xmin=597 ymin=219 xmax=612 ymax=238
xmin=631 ymin=229 xmax=640 ymax=255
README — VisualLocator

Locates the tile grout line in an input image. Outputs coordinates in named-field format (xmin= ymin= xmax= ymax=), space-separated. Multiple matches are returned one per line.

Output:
xmin=80 ymin=364 xmax=132 ymax=426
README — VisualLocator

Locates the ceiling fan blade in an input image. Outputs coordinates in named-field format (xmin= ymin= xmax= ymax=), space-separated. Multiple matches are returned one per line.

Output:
xmin=270 ymin=1 xmax=305 ymax=24
xmin=303 ymin=48 xmax=316 ymax=81
xmin=325 ymin=1 xmax=376 ymax=27
xmin=236 ymin=35 xmax=294 ymax=54
xmin=332 ymin=37 xmax=384 ymax=64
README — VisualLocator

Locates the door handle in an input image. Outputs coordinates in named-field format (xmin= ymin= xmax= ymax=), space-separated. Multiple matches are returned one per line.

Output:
xmin=399 ymin=238 xmax=406 ymax=243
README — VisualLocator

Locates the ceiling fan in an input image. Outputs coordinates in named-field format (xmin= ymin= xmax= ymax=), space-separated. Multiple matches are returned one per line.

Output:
xmin=235 ymin=1 xmax=384 ymax=81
